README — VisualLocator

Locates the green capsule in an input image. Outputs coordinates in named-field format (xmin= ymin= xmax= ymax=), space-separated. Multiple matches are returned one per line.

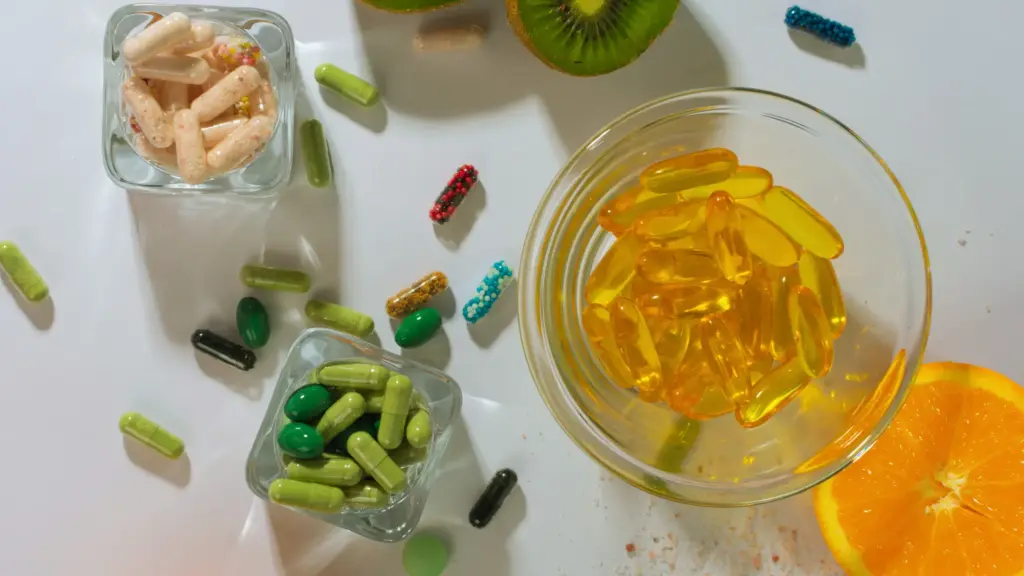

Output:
xmin=365 ymin=392 xmax=385 ymax=413
xmin=405 ymin=410 xmax=432 ymax=449
xmin=240 ymin=265 xmax=311 ymax=293
xmin=119 ymin=412 xmax=184 ymax=459
xmin=347 ymin=432 xmax=407 ymax=493
xmin=314 ymin=63 xmax=379 ymax=107
xmin=305 ymin=300 xmax=374 ymax=338
xmin=378 ymin=374 xmax=413 ymax=450
xmin=277 ymin=422 xmax=325 ymax=459
xmin=394 ymin=308 xmax=442 ymax=348
xmin=390 ymin=442 xmax=429 ymax=467
xmin=0 ymin=241 xmax=48 ymax=302
xmin=344 ymin=482 xmax=390 ymax=509
xmin=300 ymin=119 xmax=332 ymax=189
xmin=236 ymin=296 xmax=270 ymax=349
xmin=269 ymin=478 xmax=345 ymax=513
xmin=317 ymin=362 xmax=389 ymax=391
xmin=286 ymin=457 xmax=363 ymax=487
xmin=316 ymin=392 xmax=367 ymax=443
xmin=284 ymin=384 xmax=333 ymax=422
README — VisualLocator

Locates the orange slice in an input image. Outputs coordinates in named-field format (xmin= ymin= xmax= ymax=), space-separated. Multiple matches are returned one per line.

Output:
xmin=815 ymin=362 xmax=1024 ymax=575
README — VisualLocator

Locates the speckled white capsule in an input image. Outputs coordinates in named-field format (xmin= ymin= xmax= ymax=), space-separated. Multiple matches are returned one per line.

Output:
xmin=207 ymin=115 xmax=273 ymax=172
xmin=122 ymin=12 xmax=193 ymax=65
xmin=191 ymin=65 xmax=261 ymax=122
xmin=154 ymin=80 xmax=189 ymax=114
xmin=133 ymin=55 xmax=211 ymax=85
xmin=123 ymin=77 xmax=174 ymax=149
xmin=201 ymin=116 xmax=247 ymax=148
xmin=174 ymin=109 xmax=207 ymax=183
xmin=172 ymin=22 xmax=216 ymax=55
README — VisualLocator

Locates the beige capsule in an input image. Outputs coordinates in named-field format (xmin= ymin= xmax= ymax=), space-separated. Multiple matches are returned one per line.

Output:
xmin=171 ymin=22 xmax=215 ymax=55
xmin=173 ymin=109 xmax=207 ymax=183
xmin=414 ymin=24 xmax=485 ymax=52
xmin=122 ymin=12 xmax=192 ymax=65
xmin=207 ymin=115 xmax=273 ymax=172
xmin=133 ymin=55 xmax=211 ymax=85
xmin=201 ymin=116 xmax=247 ymax=148
xmin=123 ymin=77 xmax=174 ymax=148
xmin=154 ymin=80 xmax=189 ymax=113
xmin=191 ymin=65 xmax=261 ymax=122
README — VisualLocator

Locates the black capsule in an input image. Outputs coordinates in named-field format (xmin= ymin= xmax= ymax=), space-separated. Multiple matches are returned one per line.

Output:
xmin=469 ymin=468 xmax=517 ymax=528
xmin=191 ymin=329 xmax=256 ymax=371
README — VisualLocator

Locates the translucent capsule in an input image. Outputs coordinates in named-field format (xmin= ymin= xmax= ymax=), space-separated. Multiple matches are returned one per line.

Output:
xmin=122 ymin=12 xmax=193 ymax=65
xmin=678 ymin=166 xmax=773 ymax=201
xmin=414 ymin=23 xmax=486 ymax=52
xmin=133 ymin=55 xmax=211 ymax=85
xmin=344 ymin=483 xmax=390 ymax=508
xmin=634 ymin=201 xmax=706 ymax=241
xmin=636 ymin=284 xmax=735 ymax=318
xmin=386 ymin=271 xmax=449 ymax=318
xmin=759 ymin=187 xmax=844 ymax=259
xmin=788 ymin=286 xmax=835 ymax=378
xmin=637 ymin=246 xmax=721 ymax=285
xmin=585 ymin=231 xmax=642 ymax=306
xmin=769 ymin=266 xmax=800 ymax=360
xmin=734 ymin=203 xmax=800 ymax=267
xmin=582 ymin=303 xmax=634 ymax=388
xmin=736 ymin=270 xmax=773 ymax=362
xmin=705 ymin=192 xmax=753 ymax=284
xmin=609 ymin=297 xmax=663 ymax=395
xmin=597 ymin=186 xmax=680 ymax=236
xmin=651 ymin=317 xmax=691 ymax=378
xmin=797 ymin=252 xmax=847 ymax=337
xmin=640 ymin=148 xmax=738 ymax=194
xmin=664 ymin=328 xmax=734 ymax=419
xmin=701 ymin=315 xmax=751 ymax=404
xmin=735 ymin=357 xmax=811 ymax=428
xmin=240 ymin=264 xmax=311 ymax=293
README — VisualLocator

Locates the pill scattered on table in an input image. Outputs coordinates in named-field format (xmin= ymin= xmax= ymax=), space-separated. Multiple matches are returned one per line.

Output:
xmin=462 ymin=260 xmax=514 ymax=323
xmin=119 ymin=411 xmax=185 ymax=459
xmin=0 ymin=241 xmax=49 ymax=303
xmin=395 ymin=308 xmax=442 ymax=348
xmin=403 ymin=533 xmax=449 ymax=576
xmin=469 ymin=468 xmax=518 ymax=528
xmin=784 ymin=5 xmax=856 ymax=47
xmin=314 ymin=63 xmax=379 ymax=106
xmin=386 ymin=271 xmax=449 ymax=318
xmin=240 ymin=264 xmax=311 ymax=293
xmin=191 ymin=328 xmax=256 ymax=371
xmin=236 ymin=296 xmax=271 ymax=349
xmin=300 ymin=119 xmax=332 ymax=188
xmin=305 ymin=300 xmax=375 ymax=337
xmin=414 ymin=23 xmax=486 ymax=52
xmin=430 ymin=164 xmax=478 ymax=224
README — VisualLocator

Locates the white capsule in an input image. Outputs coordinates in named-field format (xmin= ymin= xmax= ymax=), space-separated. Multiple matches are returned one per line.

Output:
xmin=201 ymin=116 xmax=247 ymax=148
xmin=133 ymin=55 xmax=211 ymax=85
xmin=154 ymin=80 xmax=189 ymax=114
xmin=251 ymin=80 xmax=277 ymax=121
xmin=207 ymin=115 xmax=274 ymax=172
xmin=191 ymin=65 xmax=261 ymax=122
xmin=174 ymin=109 xmax=207 ymax=184
xmin=172 ymin=22 xmax=216 ymax=55
xmin=135 ymin=136 xmax=177 ymax=167
xmin=122 ymin=77 xmax=174 ymax=149
xmin=414 ymin=24 xmax=486 ymax=52
xmin=123 ymin=12 xmax=193 ymax=65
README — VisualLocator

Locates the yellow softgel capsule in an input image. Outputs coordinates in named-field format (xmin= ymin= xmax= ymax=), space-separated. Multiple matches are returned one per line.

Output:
xmin=633 ymin=201 xmax=705 ymax=242
xmin=797 ymin=252 xmax=846 ymax=337
xmin=650 ymin=317 xmax=692 ymax=378
xmin=582 ymin=303 xmax=634 ymax=388
xmin=758 ymin=186 xmax=844 ymax=259
xmin=636 ymin=284 xmax=735 ymax=318
xmin=585 ymin=231 xmax=643 ymax=306
xmin=734 ymin=204 xmax=800 ymax=267
xmin=736 ymin=270 xmax=773 ymax=362
xmin=770 ymin=266 xmax=800 ymax=360
xmin=665 ymin=328 xmax=734 ymax=419
xmin=735 ymin=356 xmax=811 ymax=428
xmin=700 ymin=315 xmax=751 ymax=404
xmin=678 ymin=166 xmax=773 ymax=201
xmin=640 ymin=148 xmax=738 ymax=194
xmin=609 ymin=297 xmax=663 ymax=395
xmin=637 ymin=245 xmax=721 ymax=285
xmin=705 ymin=192 xmax=753 ymax=284
xmin=787 ymin=286 xmax=834 ymax=378
xmin=597 ymin=186 xmax=680 ymax=236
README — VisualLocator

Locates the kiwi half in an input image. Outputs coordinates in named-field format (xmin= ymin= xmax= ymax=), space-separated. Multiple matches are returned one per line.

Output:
xmin=360 ymin=0 xmax=462 ymax=13
xmin=507 ymin=0 xmax=679 ymax=76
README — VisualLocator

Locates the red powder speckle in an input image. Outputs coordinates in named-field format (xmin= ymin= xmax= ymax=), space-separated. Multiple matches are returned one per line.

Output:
xmin=753 ymin=556 xmax=763 ymax=569
xmin=772 ymin=554 xmax=780 ymax=563
xmin=625 ymin=543 xmax=636 ymax=553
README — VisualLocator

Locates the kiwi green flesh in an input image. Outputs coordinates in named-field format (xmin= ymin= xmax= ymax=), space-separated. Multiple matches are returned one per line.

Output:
xmin=514 ymin=0 xmax=678 ymax=76
xmin=361 ymin=0 xmax=461 ymax=12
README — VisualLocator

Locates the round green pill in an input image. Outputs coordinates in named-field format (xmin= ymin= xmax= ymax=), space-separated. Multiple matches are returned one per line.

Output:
xmin=277 ymin=422 xmax=325 ymax=459
xmin=403 ymin=533 xmax=449 ymax=576
xmin=236 ymin=296 xmax=271 ymax=349
xmin=284 ymin=385 xmax=333 ymax=422
xmin=394 ymin=308 xmax=442 ymax=348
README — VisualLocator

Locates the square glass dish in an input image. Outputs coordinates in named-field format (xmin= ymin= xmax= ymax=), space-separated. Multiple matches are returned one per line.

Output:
xmin=102 ymin=4 xmax=296 ymax=195
xmin=246 ymin=328 xmax=463 ymax=542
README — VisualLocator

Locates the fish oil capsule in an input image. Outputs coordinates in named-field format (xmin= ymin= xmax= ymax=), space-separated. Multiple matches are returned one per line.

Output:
xmin=378 ymin=374 xmax=414 ymax=450
xmin=759 ymin=187 xmax=844 ymax=259
xmin=133 ymin=55 xmax=211 ymax=84
xmin=734 ymin=203 xmax=800 ymax=267
xmin=769 ymin=266 xmax=799 ymax=359
xmin=609 ymin=297 xmax=663 ymax=395
xmin=637 ymin=246 xmax=721 ymax=285
xmin=123 ymin=77 xmax=174 ymax=148
xmin=633 ymin=201 xmax=705 ymax=241
xmin=346 ymin=432 xmax=407 ymax=493
xmin=119 ymin=412 xmax=184 ymax=459
xmin=240 ymin=264 xmax=310 ymax=292
xmin=470 ymin=469 xmax=518 ymax=528
xmin=679 ymin=166 xmax=773 ymax=201
xmin=345 ymin=483 xmax=390 ymax=508
xmin=797 ymin=252 xmax=846 ymax=337
xmin=640 ymin=148 xmax=738 ymax=194
xmin=414 ymin=23 xmax=486 ymax=52
xmin=305 ymin=300 xmax=375 ymax=338
xmin=585 ymin=231 xmax=642 ymax=306
xmin=406 ymin=410 xmax=432 ymax=449
xmin=582 ymin=303 xmax=634 ymax=388
xmin=122 ymin=12 xmax=193 ymax=64
xmin=735 ymin=357 xmax=811 ymax=428
xmin=206 ymin=114 xmax=274 ymax=172
xmin=191 ymin=65 xmax=262 ymax=122
xmin=201 ymin=116 xmax=247 ymax=147
xmin=278 ymin=422 xmax=325 ymax=459
xmin=0 ymin=241 xmax=48 ymax=302
xmin=316 ymin=392 xmax=367 ymax=443
xmin=788 ymin=286 xmax=834 ymax=378
xmin=386 ymin=271 xmax=449 ymax=318
xmin=173 ymin=109 xmax=207 ymax=184
xmin=736 ymin=271 xmax=773 ymax=362
xmin=286 ymin=457 xmax=364 ymax=487
xmin=636 ymin=284 xmax=735 ymax=318
xmin=172 ymin=21 xmax=216 ymax=55
xmin=191 ymin=329 xmax=256 ymax=370
xmin=269 ymin=478 xmax=345 ymax=513
xmin=317 ymin=362 xmax=389 ymax=391
xmin=314 ymin=64 xmax=379 ymax=106
xmin=599 ymin=187 xmax=681 ymax=236
xmin=705 ymin=192 xmax=753 ymax=284
xmin=651 ymin=317 xmax=691 ymax=377
xmin=300 ymin=119 xmax=332 ymax=188
xmin=701 ymin=315 xmax=751 ymax=404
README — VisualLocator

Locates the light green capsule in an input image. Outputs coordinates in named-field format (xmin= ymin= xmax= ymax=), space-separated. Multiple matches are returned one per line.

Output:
xmin=314 ymin=63 xmax=379 ymax=106
xmin=0 ymin=241 xmax=48 ymax=302
xmin=119 ymin=412 xmax=184 ymax=459
xmin=301 ymin=119 xmax=332 ymax=189
xmin=347 ymin=431 xmax=407 ymax=493
xmin=286 ymin=457 xmax=363 ymax=487
xmin=305 ymin=300 xmax=374 ymax=338
xmin=316 ymin=392 xmax=367 ymax=443
xmin=269 ymin=478 xmax=345 ymax=513
xmin=365 ymin=392 xmax=385 ymax=414
xmin=378 ymin=374 xmax=413 ymax=450
xmin=390 ymin=442 xmax=429 ymax=467
xmin=317 ymin=362 xmax=389 ymax=391
xmin=405 ymin=410 xmax=432 ymax=449
xmin=240 ymin=265 xmax=311 ymax=293
xmin=344 ymin=482 xmax=390 ymax=509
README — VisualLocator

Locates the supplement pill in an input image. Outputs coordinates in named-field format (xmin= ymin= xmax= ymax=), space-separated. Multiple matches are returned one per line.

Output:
xmin=760 ymin=186 xmax=844 ymax=259
xmin=240 ymin=264 xmax=311 ymax=293
xmin=284 ymin=385 xmax=333 ymax=422
xmin=305 ymin=300 xmax=375 ymax=337
xmin=191 ymin=65 xmax=262 ymax=122
xmin=640 ymin=148 xmax=738 ymax=194
xmin=200 ymin=116 xmax=247 ymax=148
xmin=133 ymin=55 xmax=211 ymax=85
xmin=206 ymin=115 xmax=275 ymax=172
xmin=316 ymin=392 xmax=367 ymax=443
xmin=785 ymin=5 xmax=856 ymax=47
xmin=430 ymin=164 xmax=479 ymax=224
xmin=403 ymin=533 xmax=449 ymax=576
xmin=286 ymin=457 xmax=363 ymax=487
xmin=346 ymin=432 xmax=408 ymax=493
xmin=344 ymin=482 xmax=390 ymax=508
xmin=405 ymin=410 xmax=432 ymax=449
xmin=236 ymin=296 xmax=270 ymax=349
xmin=119 ymin=412 xmax=184 ymax=459
xmin=414 ymin=23 xmax=486 ymax=52
xmin=378 ymin=374 xmax=414 ymax=449
xmin=585 ymin=232 xmax=642 ymax=306
xmin=469 ymin=468 xmax=518 ymax=528
xmin=390 ymin=442 xmax=429 ymax=467
xmin=797 ymin=252 xmax=846 ymax=337
xmin=462 ymin=260 xmax=514 ymax=323
xmin=122 ymin=12 xmax=193 ymax=65
xmin=788 ymin=286 xmax=834 ymax=378
xmin=269 ymin=478 xmax=345 ymax=513
xmin=395 ymin=308 xmax=442 ymax=348
xmin=300 ymin=119 xmax=332 ymax=188
xmin=325 ymin=414 xmax=379 ymax=456
xmin=190 ymin=329 xmax=256 ymax=371
xmin=386 ymin=271 xmax=449 ymax=318
xmin=253 ymin=80 xmax=278 ymax=121
xmin=317 ymin=362 xmax=389 ymax=391
xmin=173 ymin=109 xmax=207 ymax=184
xmin=123 ymin=76 xmax=174 ymax=148
xmin=154 ymin=79 xmax=189 ymax=113
xmin=314 ymin=63 xmax=379 ymax=106
xmin=277 ymin=422 xmax=325 ymax=459
xmin=172 ymin=21 xmax=216 ymax=55
xmin=0 ymin=241 xmax=48 ymax=302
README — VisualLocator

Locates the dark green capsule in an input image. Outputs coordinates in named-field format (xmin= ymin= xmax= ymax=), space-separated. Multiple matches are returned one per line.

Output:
xmin=284 ymin=385 xmax=333 ymax=422
xmin=277 ymin=422 xmax=325 ymax=459
xmin=236 ymin=296 xmax=270 ymax=349
xmin=301 ymin=119 xmax=332 ymax=189
xmin=394 ymin=308 xmax=442 ymax=348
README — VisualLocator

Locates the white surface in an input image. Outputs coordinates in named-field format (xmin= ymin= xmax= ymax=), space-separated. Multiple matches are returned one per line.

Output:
xmin=1 ymin=0 xmax=1020 ymax=574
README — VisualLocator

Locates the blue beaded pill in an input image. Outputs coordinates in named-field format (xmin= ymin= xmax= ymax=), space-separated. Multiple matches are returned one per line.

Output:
xmin=462 ymin=260 xmax=514 ymax=324
xmin=785 ymin=6 xmax=856 ymax=47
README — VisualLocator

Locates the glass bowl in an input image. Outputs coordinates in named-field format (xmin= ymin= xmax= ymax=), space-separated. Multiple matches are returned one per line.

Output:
xmin=245 ymin=328 xmax=463 ymax=541
xmin=102 ymin=4 xmax=296 ymax=195
xmin=519 ymin=88 xmax=931 ymax=506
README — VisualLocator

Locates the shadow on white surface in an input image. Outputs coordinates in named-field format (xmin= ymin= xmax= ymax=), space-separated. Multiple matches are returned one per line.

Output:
xmin=432 ymin=181 xmax=488 ymax=250
xmin=787 ymin=30 xmax=867 ymax=69
xmin=123 ymin=436 xmax=192 ymax=488
xmin=1 ymin=273 xmax=54 ymax=330
xmin=317 ymin=85 xmax=389 ymax=134
xmin=467 ymin=276 xmax=518 ymax=349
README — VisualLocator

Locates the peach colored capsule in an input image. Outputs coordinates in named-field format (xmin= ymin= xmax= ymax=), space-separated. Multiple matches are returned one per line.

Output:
xmin=154 ymin=80 xmax=189 ymax=113
xmin=123 ymin=12 xmax=192 ymax=65
xmin=201 ymin=116 xmax=247 ymax=148
xmin=191 ymin=65 xmax=261 ymax=122
xmin=414 ymin=24 xmax=486 ymax=52
xmin=207 ymin=115 xmax=273 ymax=172
xmin=123 ymin=77 xmax=173 ymax=148
xmin=135 ymin=137 xmax=177 ymax=167
xmin=174 ymin=109 xmax=207 ymax=183
xmin=172 ymin=22 xmax=215 ymax=55
xmin=133 ymin=55 xmax=210 ymax=85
